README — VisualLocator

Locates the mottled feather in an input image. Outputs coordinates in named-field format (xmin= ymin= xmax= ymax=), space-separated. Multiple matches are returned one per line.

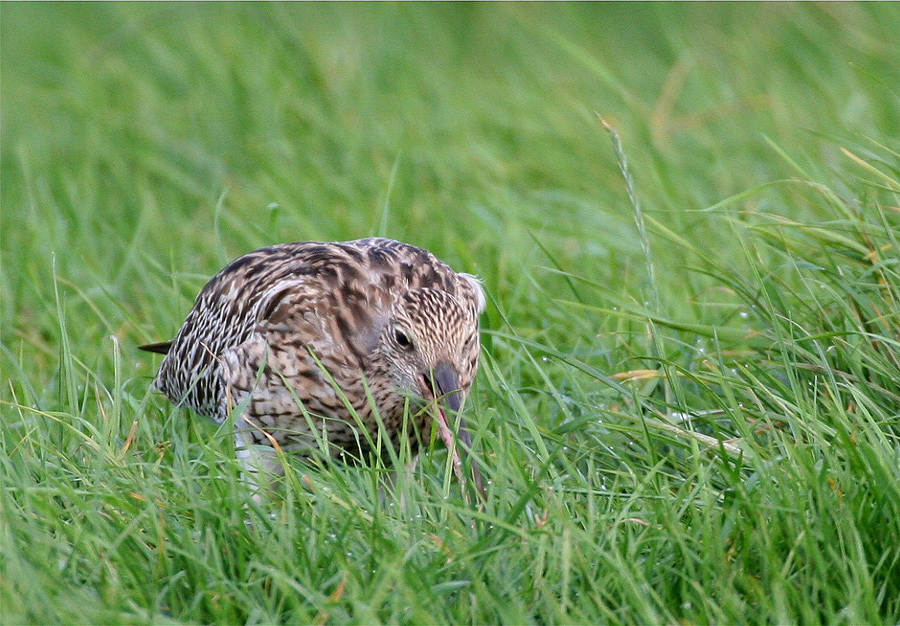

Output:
xmin=144 ymin=238 xmax=485 ymax=464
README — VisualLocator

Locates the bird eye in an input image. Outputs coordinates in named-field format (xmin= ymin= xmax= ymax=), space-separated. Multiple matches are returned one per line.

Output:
xmin=395 ymin=331 xmax=412 ymax=348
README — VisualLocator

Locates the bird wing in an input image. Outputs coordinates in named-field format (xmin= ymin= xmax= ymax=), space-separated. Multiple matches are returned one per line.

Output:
xmin=220 ymin=275 xmax=381 ymax=437
xmin=253 ymin=274 xmax=386 ymax=370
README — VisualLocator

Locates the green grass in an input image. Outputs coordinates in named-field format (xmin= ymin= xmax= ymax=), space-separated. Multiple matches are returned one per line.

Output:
xmin=3 ymin=3 xmax=900 ymax=624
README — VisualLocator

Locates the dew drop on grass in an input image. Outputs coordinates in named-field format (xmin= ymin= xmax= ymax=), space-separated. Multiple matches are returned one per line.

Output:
xmin=739 ymin=311 xmax=749 ymax=319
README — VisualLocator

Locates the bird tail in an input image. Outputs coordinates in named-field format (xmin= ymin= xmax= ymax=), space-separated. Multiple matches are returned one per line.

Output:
xmin=138 ymin=341 xmax=173 ymax=355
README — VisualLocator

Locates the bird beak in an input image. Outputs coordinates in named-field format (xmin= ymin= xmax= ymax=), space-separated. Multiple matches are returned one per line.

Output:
xmin=423 ymin=362 xmax=486 ymax=504
xmin=431 ymin=362 xmax=463 ymax=414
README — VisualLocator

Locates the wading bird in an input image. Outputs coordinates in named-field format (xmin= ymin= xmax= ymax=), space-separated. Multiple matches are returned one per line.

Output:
xmin=141 ymin=238 xmax=485 ymax=502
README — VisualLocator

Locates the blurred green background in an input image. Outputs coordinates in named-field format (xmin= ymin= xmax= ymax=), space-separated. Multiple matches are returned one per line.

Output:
xmin=4 ymin=4 xmax=897 ymax=333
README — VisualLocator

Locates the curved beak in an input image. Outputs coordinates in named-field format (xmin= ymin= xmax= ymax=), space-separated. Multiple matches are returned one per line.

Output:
xmin=431 ymin=362 xmax=463 ymax=414
xmin=423 ymin=362 xmax=485 ymax=504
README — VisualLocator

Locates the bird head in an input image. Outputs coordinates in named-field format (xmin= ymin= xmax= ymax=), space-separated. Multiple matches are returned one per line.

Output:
xmin=379 ymin=287 xmax=484 ymax=497
xmin=382 ymin=288 xmax=478 ymax=411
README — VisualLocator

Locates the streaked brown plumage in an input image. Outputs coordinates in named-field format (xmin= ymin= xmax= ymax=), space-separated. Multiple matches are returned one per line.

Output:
xmin=141 ymin=238 xmax=485 ymax=498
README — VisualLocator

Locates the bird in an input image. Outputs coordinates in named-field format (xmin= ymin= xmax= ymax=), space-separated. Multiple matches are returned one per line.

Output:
xmin=140 ymin=237 xmax=486 ymax=501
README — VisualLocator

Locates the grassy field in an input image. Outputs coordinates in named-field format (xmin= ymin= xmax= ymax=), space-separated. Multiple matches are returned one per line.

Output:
xmin=2 ymin=3 xmax=899 ymax=624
